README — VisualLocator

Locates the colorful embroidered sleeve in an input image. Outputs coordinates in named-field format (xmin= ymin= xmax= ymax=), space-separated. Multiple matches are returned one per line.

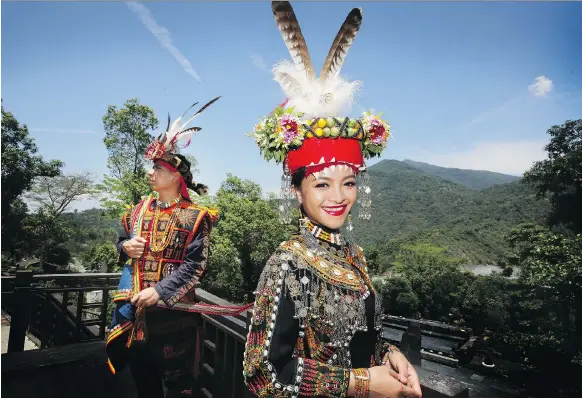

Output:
xmin=243 ymin=250 xmax=350 ymax=398
xmin=154 ymin=214 xmax=211 ymax=306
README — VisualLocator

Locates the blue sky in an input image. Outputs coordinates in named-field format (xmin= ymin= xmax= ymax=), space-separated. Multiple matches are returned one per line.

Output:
xmin=2 ymin=1 xmax=582 ymax=209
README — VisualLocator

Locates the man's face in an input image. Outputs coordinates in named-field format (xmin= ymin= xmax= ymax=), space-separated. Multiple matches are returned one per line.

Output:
xmin=148 ymin=161 xmax=179 ymax=192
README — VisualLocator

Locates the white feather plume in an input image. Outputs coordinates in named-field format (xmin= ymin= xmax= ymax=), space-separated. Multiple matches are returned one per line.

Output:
xmin=273 ymin=60 xmax=361 ymax=119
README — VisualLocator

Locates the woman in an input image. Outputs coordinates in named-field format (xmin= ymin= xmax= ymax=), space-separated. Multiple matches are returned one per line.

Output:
xmin=243 ymin=2 xmax=422 ymax=397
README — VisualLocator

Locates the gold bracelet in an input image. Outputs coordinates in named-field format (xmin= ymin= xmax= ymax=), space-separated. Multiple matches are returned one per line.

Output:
xmin=351 ymin=368 xmax=370 ymax=398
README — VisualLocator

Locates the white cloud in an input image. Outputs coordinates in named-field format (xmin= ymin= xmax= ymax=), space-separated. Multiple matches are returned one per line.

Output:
xmin=250 ymin=53 xmax=267 ymax=71
xmin=126 ymin=2 xmax=201 ymax=83
xmin=29 ymin=128 xmax=97 ymax=135
xmin=528 ymin=75 xmax=553 ymax=97
xmin=414 ymin=140 xmax=547 ymax=176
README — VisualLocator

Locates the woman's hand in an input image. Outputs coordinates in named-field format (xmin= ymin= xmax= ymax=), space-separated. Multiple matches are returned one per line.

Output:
xmin=368 ymin=366 xmax=421 ymax=398
xmin=122 ymin=236 xmax=147 ymax=258
xmin=383 ymin=351 xmax=422 ymax=397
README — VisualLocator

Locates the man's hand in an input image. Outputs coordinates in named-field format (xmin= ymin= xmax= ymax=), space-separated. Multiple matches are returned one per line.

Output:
xmin=383 ymin=351 xmax=422 ymax=397
xmin=130 ymin=287 xmax=160 ymax=308
xmin=122 ymin=236 xmax=147 ymax=259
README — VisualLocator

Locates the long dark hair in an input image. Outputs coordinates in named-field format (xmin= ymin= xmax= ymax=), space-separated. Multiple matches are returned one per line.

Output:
xmin=171 ymin=153 xmax=208 ymax=197
xmin=291 ymin=167 xmax=307 ymax=189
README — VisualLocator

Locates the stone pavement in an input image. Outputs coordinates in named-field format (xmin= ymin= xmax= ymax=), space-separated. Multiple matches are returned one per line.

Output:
xmin=1 ymin=310 xmax=39 ymax=354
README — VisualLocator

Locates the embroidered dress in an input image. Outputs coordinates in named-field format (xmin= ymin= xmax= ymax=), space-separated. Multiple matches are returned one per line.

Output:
xmin=243 ymin=221 xmax=385 ymax=397
xmin=244 ymin=2 xmax=395 ymax=396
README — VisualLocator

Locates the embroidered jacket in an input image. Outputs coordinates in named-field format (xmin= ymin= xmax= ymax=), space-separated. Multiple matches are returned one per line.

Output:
xmin=115 ymin=198 xmax=215 ymax=306
xmin=242 ymin=232 xmax=385 ymax=398
xmin=105 ymin=197 xmax=217 ymax=374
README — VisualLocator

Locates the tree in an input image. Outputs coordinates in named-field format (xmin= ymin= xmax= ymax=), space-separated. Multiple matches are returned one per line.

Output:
xmin=100 ymin=98 xmax=158 ymax=216
xmin=27 ymin=171 xmax=97 ymax=217
xmin=520 ymin=118 xmax=582 ymax=356
xmin=19 ymin=172 xmax=97 ymax=270
xmin=381 ymin=276 xmax=420 ymax=317
xmin=200 ymin=174 xmax=297 ymax=302
xmin=383 ymin=242 xmax=470 ymax=323
xmin=495 ymin=223 xmax=582 ymax=397
xmin=83 ymin=242 xmax=118 ymax=273
xmin=20 ymin=207 xmax=74 ymax=271
xmin=1 ymin=104 xmax=63 ymax=260
xmin=523 ymin=119 xmax=582 ymax=234
xmin=460 ymin=274 xmax=510 ymax=334
xmin=506 ymin=223 xmax=582 ymax=349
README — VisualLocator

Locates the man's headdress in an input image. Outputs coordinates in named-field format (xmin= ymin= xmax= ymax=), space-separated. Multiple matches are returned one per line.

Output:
xmin=145 ymin=97 xmax=221 ymax=200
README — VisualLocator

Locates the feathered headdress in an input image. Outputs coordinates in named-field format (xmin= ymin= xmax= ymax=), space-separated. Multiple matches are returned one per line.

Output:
xmin=272 ymin=2 xmax=363 ymax=118
xmin=250 ymin=2 xmax=391 ymax=176
xmin=145 ymin=96 xmax=221 ymax=161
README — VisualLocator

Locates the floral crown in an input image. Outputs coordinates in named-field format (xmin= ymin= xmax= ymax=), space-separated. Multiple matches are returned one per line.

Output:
xmin=250 ymin=2 xmax=391 ymax=174
xmin=251 ymin=103 xmax=390 ymax=164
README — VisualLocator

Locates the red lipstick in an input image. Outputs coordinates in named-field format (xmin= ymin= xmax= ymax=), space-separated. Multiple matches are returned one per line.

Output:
xmin=322 ymin=205 xmax=347 ymax=217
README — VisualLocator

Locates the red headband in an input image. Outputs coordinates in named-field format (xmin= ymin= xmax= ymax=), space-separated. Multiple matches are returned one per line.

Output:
xmin=285 ymin=138 xmax=364 ymax=176
xmin=155 ymin=160 xmax=191 ymax=202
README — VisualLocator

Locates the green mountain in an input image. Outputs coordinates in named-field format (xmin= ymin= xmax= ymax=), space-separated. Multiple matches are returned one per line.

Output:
xmin=353 ymin=160 xmax=549 ymax=264
xmin=402 ymin=159 xmax=520 ymax=190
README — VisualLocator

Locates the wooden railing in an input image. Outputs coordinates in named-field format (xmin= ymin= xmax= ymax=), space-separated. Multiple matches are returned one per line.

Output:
xmin=1 ymin=271 xmax=472 ymax=398
xmin=2 ymin=271 xmax=119 ymax=352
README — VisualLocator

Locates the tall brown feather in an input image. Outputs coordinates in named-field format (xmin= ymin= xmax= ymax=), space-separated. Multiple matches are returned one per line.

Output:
xmin=320 ymin=8 xmax=363 ymax=81
xmin=180 ymin=96 xmax=222 ymax=127
xmin=191 ymin=96 xmax=221 ymax=119
xmin=271 ymin=1 xmax=315 ymax=79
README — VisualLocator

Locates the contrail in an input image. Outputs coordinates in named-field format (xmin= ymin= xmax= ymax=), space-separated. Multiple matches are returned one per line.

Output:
xmin=126 ymin=2 xmax=202 ymax=83
xmin=29 ymin=128 xmax=97 ymax=135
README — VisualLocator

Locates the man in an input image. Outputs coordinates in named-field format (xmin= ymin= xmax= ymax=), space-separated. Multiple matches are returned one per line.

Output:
xmin=105 ymin=98 xmax=220 ymax=398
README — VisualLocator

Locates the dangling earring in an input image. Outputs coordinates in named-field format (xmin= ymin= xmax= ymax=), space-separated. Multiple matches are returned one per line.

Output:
xmin=279 ymin=164 xmax=294 ymax=225
xmin=358 ymin=169 xmax=372 ymax=220
xmin=345 ymin=212 xmax=356 ymax=247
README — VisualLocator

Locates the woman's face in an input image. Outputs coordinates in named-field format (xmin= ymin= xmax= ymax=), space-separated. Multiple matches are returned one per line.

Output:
xmin=148 ymin=161 xmax=179 ymax=192
xmin=295 ymin=165 xmax=357 ymax=230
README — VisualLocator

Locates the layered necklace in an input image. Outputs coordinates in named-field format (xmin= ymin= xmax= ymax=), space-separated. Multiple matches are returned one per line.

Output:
xmin=149 ymin=196 xmax=182 ymax=253
xmin=156 ymin=196 xmax=182 ymax=209
xmin=302 ymin=218 xmax=343 ymax=246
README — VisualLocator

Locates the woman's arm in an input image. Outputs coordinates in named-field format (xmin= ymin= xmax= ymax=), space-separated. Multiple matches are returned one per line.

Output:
xmin=243 ymin=250 xmax=354 ymax=398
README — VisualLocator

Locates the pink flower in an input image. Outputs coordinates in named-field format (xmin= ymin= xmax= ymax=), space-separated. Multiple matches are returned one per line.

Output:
xmin=370 ymin=122 xmax=386 ymax=144
xmin=279 ymin=115 xmax=299 ymax=144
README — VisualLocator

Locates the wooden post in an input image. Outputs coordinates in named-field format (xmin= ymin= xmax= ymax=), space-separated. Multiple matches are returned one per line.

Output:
xmin=56 ymin=291 xmax=70 ymax=345
xmin=400 ymin=321 xmax=422 ymax=366
xmin=99 ymin=289 xmax=110 ymax=339
xmin=7 ymin=271 xmax=34 ymax=353
xmin=75 ymin=291 xmax=84 ymax=342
